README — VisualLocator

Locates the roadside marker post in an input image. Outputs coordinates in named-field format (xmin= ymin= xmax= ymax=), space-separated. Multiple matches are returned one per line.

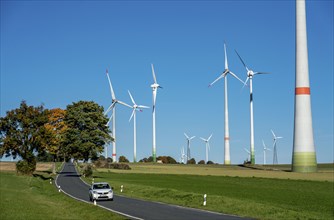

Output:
xmin=50 ymin=179 xmax=52 ymax=184
xmin=121 ymin=185 xmax=123 ymax=193
xmin=94 ymin=199 xmax=96 ymax=206
xmin=92 ymin=178 xmax=94 ymax=184
xmin=203 ymin=194 xmax=207 ymax=206
xmin=58 ymin=186 xmax=61 ymax=193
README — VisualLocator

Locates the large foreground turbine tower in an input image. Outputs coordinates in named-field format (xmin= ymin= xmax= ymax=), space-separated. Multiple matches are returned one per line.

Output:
xmin=292 ymin=0 xmax=317 ymax=172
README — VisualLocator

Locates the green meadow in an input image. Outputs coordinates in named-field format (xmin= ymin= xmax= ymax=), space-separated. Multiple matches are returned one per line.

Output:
xmin=87 ymin=163 xmax=334 ymax=220
xmin=0 ymin=166 xmax=125 ymax=220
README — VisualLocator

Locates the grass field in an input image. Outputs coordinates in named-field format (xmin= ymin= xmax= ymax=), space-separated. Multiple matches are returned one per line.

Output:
xmin=87 ymin=163 xmax=334 ymax=220
xmin=0 ymin=163 xmax=125 ymax=220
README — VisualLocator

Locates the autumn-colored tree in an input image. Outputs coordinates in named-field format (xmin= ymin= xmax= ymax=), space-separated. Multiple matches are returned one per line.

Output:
xmin=0 ymin=101 xmax=49 ymax=174
xmin=44 ymin=108 xmax=67 ymax=160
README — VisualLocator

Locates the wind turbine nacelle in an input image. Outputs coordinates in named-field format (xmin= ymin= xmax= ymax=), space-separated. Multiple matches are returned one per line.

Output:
xmin=151 ymin=83 xmax=159 ymax=88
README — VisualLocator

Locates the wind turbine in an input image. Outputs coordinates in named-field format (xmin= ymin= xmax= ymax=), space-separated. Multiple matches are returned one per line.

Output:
xmin=184 ymin=133 xmax=195 ymax=162
xmin=200 ymin=134 xmax=213 ymax=164
xmin=151 ymin=64 xmax=162 ymax=162
xmin=209 ymin=42 xmax=244 ymax=165
xmin=262 ymin=139 xmax=271 ymax=165
xmin=104 ymin=69 xmax=132 ymax=162
xmin=271 ymin=129 xmax=283 ymax=165
xmin=235 ymin=50 xmax=270 ymax=165
xmin=128 ymin=90 xmax=149 ymax=163
xmin=180 ymin=147 xmax=186 ymax=164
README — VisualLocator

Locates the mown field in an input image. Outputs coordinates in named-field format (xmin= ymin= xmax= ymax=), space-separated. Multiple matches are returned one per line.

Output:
xmin=0 ymin=162 xmax=125 ymax=220
xmin=86 ymin=163 xmax=334 ymax=220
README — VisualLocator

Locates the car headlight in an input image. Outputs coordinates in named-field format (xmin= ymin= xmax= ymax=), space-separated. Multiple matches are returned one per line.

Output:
xmin=108 ymin=190 xmax=113 ymax=193
xmin=93 ymin=191 xmax=97 ymax=194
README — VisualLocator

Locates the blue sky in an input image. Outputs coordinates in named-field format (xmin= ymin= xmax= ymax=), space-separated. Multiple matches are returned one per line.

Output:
xmin=1 ymin=0 xmax=333 ymax=164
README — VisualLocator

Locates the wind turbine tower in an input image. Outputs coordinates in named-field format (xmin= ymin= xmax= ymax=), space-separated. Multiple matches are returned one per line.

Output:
xmin=235 ymin=51 xmax=269 ymax=165
xmin=151 ymin=64 xmax=162 ymax=162
xmin=292 ymin=0 xmax=317 ymax=172
xmin=209 ymin=42 xmax=244 ymax=165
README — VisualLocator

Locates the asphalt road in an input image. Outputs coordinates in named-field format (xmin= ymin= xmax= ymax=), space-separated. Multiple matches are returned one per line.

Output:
xmin=56 ymin=162 xmax=249 ymax=220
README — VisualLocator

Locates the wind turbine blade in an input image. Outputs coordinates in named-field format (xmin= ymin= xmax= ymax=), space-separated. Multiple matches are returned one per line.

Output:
xmin=138 ymin=105 xmax=150 ymax=109
xmin=242 ymin=77 xmax=250 ymax=89
xmin=244 ymin=148 xmax=250 ymax=154
xmin=189 ymin=136 xmax=196 ymax=140
xmin=117 ymin=100 xmax=132 ymax=108
xmin=200 ymin=137 xmax=206 ymax=142
xmin=277 ymin=136 xmax=283 ymax=139
xmin=224 ymin=42 xmax=228 ymax=70
xmin=184 ymin=133 xmax=189 ymax=139
xmin=129 ymin=109 xmax=135 ymax=122
xmin=106 ymin=114 xmax=113 ymax=126
xmin=104 ymin=102 xmax=116 ymax=115
xmin=262 ymin=139 xmax=266 ymax=148
xmin=208 ymin=134 xmax=213 ymax=141
xmin=235 ymin=50 xmax=249 ymax=72
xmin=106 ymin=69 xmax=116 ymax=100
xmin=209 ymin=74 xmax=224 ymax=87
xmin=271 ymin=129 xmax=276 ymax=139
xmin=229 ymin=71 xmax=245 ymax=85
xmin=128 ymin=90 xmax=136 ymax=105
xmin=151 ymin=64 xmax=157 ymax=84
xmin=254 ymin=72 xmax=271 ymax=75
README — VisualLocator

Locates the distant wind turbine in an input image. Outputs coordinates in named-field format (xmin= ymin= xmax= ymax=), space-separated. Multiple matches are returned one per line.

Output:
xmin=262 ymin=139 xmax=271 ymax=165
xmin=200 ymin=134 xmax=213 ymax=164
xmin=104 ymin=68 xmax=132 ymax=162
xmin=180 ymin=147 xmax=186 ymax=164
xmin=128 ymin=90 xmax=149 ymax=163
xmin=151 ymin=64 xmax=163 ymax=162
xmin=271 ymin=130 xmax=282 ymax=165
xmin=184 ymin=133 xmax=195 ymax=161
xmin=235 ymin=50 xmax=270 ymax=165
xmin=209 ymin=42 xmax=244 ymax=165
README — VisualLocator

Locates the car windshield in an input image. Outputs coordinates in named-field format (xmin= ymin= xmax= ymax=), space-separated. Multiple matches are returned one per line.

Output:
xmin=93 ymin=184 xmax=110 ymax=190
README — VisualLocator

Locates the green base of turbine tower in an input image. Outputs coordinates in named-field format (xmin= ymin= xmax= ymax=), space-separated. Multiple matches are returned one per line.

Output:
xmin=152 ymin=152 xmax=156 ymax=162
xmin=292 ymin=152 xmax=317 ymax=172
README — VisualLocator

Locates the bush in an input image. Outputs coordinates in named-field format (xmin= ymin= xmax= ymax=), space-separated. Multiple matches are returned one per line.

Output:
xmin=110 ymin=163 xmax=131 ymax=170
xmin=119 ymin=156 xmax=129 ymax=163
xmin=198 ymin=160 xmax=205 ymax=164
xmin=187 ymin=158 xmax=196 ymax=164
xmin=16 ymin=159 xmax=36 ymax=175
xmin=207 ymin=160 xmax=214 ymax=164
xmin=83 ymin=164 xmax=93 ymax=177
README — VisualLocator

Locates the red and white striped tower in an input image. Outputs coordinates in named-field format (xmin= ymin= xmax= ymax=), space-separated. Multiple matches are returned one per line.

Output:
xmin=292 ymin=0 xmax=317 ymax=172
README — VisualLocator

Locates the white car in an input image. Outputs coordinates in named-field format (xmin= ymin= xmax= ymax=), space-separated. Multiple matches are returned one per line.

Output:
xmin=89 ymin=182 xmax=114 ymax=201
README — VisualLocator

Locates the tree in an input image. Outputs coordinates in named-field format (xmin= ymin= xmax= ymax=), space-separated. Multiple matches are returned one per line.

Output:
xmin=198 ymin=160 xmax=205 ymax=164
xmin=119 ymin=155 xmax=129 ymax=163
xmin=0 ymin=101 xmax=49 ymax=174
xmin=187 ymin=158 xmax=196 ymax=164
xmin=207 ymin=161 xmax=214 ymax=164
xmin=44 ymin=108 xmax=67 ymax=161
xmin=62 ymin=101 xmax=112 ymax=161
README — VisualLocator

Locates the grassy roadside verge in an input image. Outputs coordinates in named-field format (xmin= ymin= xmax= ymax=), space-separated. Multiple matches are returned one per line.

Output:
xmin=82 ymin=169 xmax=333 ymax=220
xmin=0 ymin=170 xmax=126 ymax=220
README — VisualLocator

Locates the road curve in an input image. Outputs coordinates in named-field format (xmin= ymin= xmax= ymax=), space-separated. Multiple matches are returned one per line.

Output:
xmin=56 ymin=162 xmax=249 ymax=220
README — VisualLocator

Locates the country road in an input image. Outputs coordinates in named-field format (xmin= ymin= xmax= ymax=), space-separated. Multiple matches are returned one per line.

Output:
xmin=56 ymin=162 xmax=249 ymax=220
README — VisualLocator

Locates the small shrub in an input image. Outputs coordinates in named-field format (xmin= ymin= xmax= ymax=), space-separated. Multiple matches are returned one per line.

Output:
xmin=187 ymin=158 xmax=196 ymax=164
xmin=83 ymin=164 xmax=93 ymax=177
xmin=119 ymin=156 xmax=129 ymax=163
xmin=16 ymin=159 xmax=36 ymax=175
xmin=198 ymin=160 xmax=205 ymax=164
xmin=206 ymin=161 xmax=214 ymax=164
